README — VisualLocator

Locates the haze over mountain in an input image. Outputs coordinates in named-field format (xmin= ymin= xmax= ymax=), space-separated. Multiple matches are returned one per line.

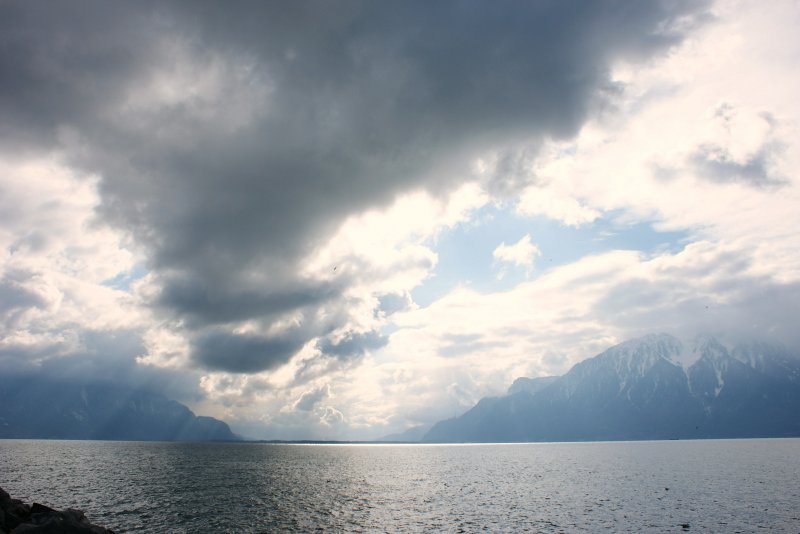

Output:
xmin=424 ymin=334 xmax=800 ymax=442
xmin=0 ymin=377 xmax=238 ymax=441
xmin=376 ymin=424 xmax=432 ymax=443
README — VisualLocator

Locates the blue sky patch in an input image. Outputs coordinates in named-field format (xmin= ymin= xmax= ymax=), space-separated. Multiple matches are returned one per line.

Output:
xmin=411 ymin=205 xmax=691 ymax=307
xmin=102 ymin=264 xmax=148 ymax=292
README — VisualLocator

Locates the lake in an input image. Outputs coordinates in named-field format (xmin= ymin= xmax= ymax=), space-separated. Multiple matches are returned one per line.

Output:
xmin=2 ymin=439 xmax=799 ymax=532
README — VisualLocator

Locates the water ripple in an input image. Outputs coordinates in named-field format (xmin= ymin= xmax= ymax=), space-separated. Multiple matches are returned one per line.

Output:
xmin=1 ymin=439 xmax=799 ymax=532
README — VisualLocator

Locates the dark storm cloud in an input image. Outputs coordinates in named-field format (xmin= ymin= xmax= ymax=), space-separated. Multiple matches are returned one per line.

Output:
xmin=0 ymin=0 xmax=711 ymax=373
xmin=0 ymin=1 xmax=158 ymax=153
xmin=192 ymin=330 xmax=309 ymax=373
xmin=0 ymin=328 xmax=203 ymax=403
xmin=316 ymin=330 xmax=388 ymax=359
xmin=485 ymin=147 xmax=544 ymax=198
xmin=155 ymin=273 xmax=341 ymax=327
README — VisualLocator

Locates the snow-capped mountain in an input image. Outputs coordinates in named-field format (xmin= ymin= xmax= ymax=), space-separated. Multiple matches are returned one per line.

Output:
xmin=732 ymin=340 xmax=800 ymax=382
xmin=423 ymin=334 xmax=800 ymax=442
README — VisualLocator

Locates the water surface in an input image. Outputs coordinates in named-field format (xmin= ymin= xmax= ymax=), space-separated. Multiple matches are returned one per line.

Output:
xmin=2 ymin=439 xmax=799 ymax=532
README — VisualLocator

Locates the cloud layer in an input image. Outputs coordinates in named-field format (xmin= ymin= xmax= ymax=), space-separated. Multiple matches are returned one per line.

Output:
xmin=0 ymin=0 xmax=711 ymax=376
xmin=2 ymin=0 xmax=799 ymax=439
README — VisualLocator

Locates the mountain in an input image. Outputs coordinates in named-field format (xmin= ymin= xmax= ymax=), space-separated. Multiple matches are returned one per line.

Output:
xmin=424 ymin=334 xmax=800 ymax=442
xmin=0 ymin=376 xmax=239 ymax=441
xmin=507 ymin=376 xmax=558 ymax=395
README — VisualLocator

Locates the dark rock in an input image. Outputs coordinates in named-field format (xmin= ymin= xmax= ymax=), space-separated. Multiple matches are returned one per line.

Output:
xmin=28 ymin=504 xmax=55 ymax=516
xmin=1 ymin=499 xmax=31 ymax=533
xmin=61 ymin=510 xmax=88 ymax=524
xmin=0 ymin=487 xmax=114 ymax=534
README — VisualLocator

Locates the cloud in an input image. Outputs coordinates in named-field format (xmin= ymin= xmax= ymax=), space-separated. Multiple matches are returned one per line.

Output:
xmin=317 ymin=331 xmax=388 ymax=360
xmin=320 ymin=406 xmax=345 ymax=427
xmin=516 ymin=187 xmax=601 ymax=226
xmin=688 ymin=140 xmax=785 ymax=188
xmin=15 ymin=0 xmax=800 ymax=442
xmin=0 ymin=0 xmax=712 ymax=377
xmin=510 ymin=0 xmax=800 ymax=267
xmin=374 ymin=238 xmax=800 ymax=435
xmin=0 ymin=269 xmax=53 ymax=326
xmin=0 ymin=326 xmax=202 ymax=404
xmin=493 ymin=234 xmax=541 ymax=275
xmin=228 ymin=0 xmax=800 ymax=439
xmin=0 ymin=156 xmax=156 ymax=393
xmin=438 ymin=334 xmax=503 ymax=358
xmin=191 ymin=330 xmax=310 ymax=374
xmin=154 ymin=274 xmax=340 ymax=328
xmin=293 ymin=384 xmax=330 ymax=412
xmin=481 ymin=146 xmax=542 ymax=197
xmin=686 ymin=104 xmax=786 ymax=187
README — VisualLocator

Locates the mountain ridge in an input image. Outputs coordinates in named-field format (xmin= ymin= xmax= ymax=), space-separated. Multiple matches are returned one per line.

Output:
xmin=423 ymin=333 xmax=800 ymax=442
xmin=0 ymin=376 xmax=239 ymax=442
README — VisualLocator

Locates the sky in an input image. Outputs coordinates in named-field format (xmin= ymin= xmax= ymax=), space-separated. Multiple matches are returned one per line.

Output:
xmin=1 ymin=0 xmax=799 ymax=440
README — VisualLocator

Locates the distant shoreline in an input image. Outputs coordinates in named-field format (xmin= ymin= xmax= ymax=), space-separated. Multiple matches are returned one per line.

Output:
xmin=246 ymin=436 xmax=800 ymax=445
xmin=1 ymin=436 xmax=798 ymax=445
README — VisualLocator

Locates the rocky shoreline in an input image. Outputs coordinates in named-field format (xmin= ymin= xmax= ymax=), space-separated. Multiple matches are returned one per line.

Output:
xmin=0 ymin=487 xmax=114 ymax=534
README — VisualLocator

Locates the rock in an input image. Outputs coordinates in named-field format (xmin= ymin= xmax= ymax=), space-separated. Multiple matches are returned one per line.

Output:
xmin=1 ymin=498 xmax=31 ymax=533
xmin=0 ymin=487 xmax=114 ymax=534
xmin=28 ymin=504 xmax=56 ymax=516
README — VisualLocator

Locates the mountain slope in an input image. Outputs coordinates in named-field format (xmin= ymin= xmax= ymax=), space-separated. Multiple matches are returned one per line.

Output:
xmin=0 ymin=377 xmax=239 ymax=441
xmin=377 ymin=424 xmax=433 ymax=442
xmin=507 ymin=376 xmax=558 ymax=395
xmin=424 ymin=334 xmax=800 ymax=442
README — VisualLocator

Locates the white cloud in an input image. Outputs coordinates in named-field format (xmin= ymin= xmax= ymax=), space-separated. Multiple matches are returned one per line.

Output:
xmin=366 ymin=236 xmax=800 ymax=434
xmin=302 ymin=182 xmax=487 ymax=285
xmin=0 ymin=156 xmax=146 ymax=364
xmin=516 ymin=186 xmax=601 ymax=227
xmin=320 ymin=406 xmax=345 ymax=427
xmin=292 ymin=384 xmax=330 ymax=412
xmin=492 ymin=234 xmax=541 ymax=277
xmin=525 ymin=0 xmax=800 ymax=252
